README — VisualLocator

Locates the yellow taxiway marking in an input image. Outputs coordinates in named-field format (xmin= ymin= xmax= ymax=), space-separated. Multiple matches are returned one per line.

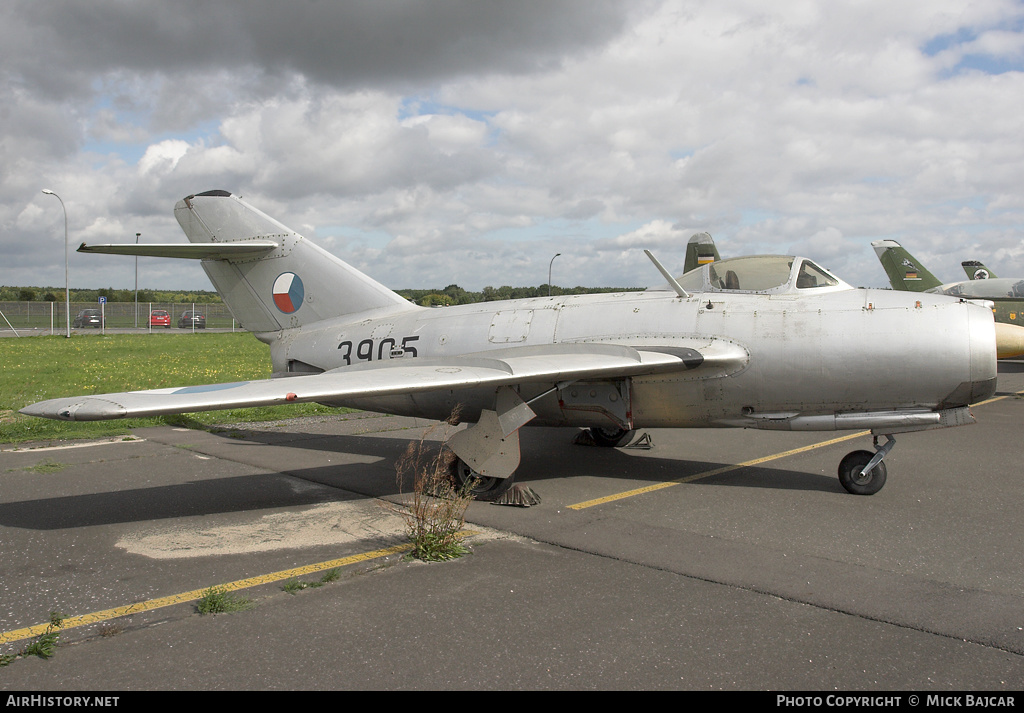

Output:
xmin=569 ymin=389 xmax=1024 ymax=511
xmin=568 ymin=431 xmax=871 ymax=510
xmin=0 ymin=540 xmax=418 ymax=646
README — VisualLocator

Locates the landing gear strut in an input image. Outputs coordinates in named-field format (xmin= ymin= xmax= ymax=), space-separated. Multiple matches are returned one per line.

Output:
xmin=838 ymin=435 xmax=894 ymax=495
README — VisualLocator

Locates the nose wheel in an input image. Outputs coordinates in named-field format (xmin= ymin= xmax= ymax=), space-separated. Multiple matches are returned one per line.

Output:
xmin=838 ymin=435 xmax=894 ymax=495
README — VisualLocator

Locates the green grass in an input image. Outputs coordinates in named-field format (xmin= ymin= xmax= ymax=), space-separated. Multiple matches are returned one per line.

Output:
xmin=1 ymin=612 xmax=64 ymax=666
xmin=195 ymin=586 xmax=253 ymax=615
xmin=282 ymin=568 xmax=342 ymax=594
xmin=19 ymin=459 xmax=70 ymax=473
xmin=0 ymin=332 xmax=344 ymax=444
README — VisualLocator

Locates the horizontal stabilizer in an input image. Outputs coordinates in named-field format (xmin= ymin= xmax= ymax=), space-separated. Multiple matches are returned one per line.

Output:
xmin=20 ymin=341 xmax=749 ymax=421
xmin=78 ymin=241 xmax=280 ymax=260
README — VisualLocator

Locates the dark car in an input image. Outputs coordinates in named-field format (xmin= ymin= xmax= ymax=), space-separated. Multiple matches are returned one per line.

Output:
xmin=178 ymin=311 xmax=206 ymax=329
xmin=73 ymin=309 xmax=104 ymax=328
xmin=149 ymin=309 xmax=171 ymax=328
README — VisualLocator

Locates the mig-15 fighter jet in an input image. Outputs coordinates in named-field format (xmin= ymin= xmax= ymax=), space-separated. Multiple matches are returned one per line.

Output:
xmin=22 ymin=192 xmax=997 ymax=499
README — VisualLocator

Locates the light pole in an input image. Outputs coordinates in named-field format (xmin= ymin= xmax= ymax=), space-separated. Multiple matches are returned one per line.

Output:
xmin=548 ymin=253 xmax=561 ymax=297
xmin=41 ymin=189 xmax=70 ymax=338
xmin=135 ymin=232 xmax=141 ymax=328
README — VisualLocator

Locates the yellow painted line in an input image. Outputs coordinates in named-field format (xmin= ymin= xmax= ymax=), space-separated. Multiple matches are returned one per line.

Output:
xmin=0 ymin=540 xmax=416 ymax=647
xmin=569 ymin=431 xmax=871 ymax=510
xmin=569 ymin=388 xmax=1024 ymax=511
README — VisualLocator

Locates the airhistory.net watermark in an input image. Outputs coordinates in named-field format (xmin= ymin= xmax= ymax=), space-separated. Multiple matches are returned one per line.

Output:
xmin=5 ymin=696 xmax=119 ymax=707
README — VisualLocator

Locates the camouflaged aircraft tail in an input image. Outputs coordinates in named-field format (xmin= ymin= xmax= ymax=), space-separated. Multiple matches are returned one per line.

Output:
xmin=871 ymin=239 xmax=943 ymax=292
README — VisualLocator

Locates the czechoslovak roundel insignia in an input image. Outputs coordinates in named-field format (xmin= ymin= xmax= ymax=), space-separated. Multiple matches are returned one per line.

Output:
xmin=272 ymin=272 xmax=304 ymax=313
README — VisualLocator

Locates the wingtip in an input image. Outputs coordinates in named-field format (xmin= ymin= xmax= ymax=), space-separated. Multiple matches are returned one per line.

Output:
xmin=19 ymin=400 xmax=65 ymax=420
xmin=19 ymin=398 xmax=127 ymax=421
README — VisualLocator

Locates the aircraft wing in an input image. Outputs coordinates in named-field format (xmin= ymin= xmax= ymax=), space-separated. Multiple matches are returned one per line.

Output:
xmin=20 ymin=341 xmax=748 ymax=421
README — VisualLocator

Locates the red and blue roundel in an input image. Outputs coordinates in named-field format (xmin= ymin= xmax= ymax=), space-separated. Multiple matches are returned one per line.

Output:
xmin=272 ymin=272 xmax=304 ymax=314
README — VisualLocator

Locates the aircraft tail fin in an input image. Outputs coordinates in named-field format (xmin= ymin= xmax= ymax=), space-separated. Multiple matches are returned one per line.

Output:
xmin=962 ymin=260 xmax=997 ymax=280
xmin=682 ymin=232 xmax=720 ymax=274
xmin=172 ymin=191 xmax=416 ymax=333
xmin=870 ymin=239 xmax=942 ymax=292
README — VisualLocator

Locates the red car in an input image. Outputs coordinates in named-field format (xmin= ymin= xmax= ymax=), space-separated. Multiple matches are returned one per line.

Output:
xmin=150 ymin=310 xmax=171 ymax=328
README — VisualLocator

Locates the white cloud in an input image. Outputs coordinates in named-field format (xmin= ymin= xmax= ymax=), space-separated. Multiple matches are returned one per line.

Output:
xmin=2 ymin=0 xmax=1024 ymax=293
xmin=138 ymin=140 xmax=190 ymax=176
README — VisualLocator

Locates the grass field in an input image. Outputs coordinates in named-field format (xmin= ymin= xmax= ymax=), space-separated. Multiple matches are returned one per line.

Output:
xmin=0 ymin=333 xmax=342 ymax=444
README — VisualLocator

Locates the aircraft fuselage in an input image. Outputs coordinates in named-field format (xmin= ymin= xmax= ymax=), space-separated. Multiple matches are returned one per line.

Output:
xmin=269 ymin=286 xmax=995 ymax=431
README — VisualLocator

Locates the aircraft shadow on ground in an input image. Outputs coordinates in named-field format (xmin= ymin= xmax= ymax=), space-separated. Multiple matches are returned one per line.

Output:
xmin=0 ymin=427 xmax=843 ymax=530
xmin=226 ymin=424 xmax=843 ymax=495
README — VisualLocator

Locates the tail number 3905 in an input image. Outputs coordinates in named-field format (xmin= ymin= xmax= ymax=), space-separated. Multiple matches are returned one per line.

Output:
xmin=337 ymin=335 xmax=419 ymax=365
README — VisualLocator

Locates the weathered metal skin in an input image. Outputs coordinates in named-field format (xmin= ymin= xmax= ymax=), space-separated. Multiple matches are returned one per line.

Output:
xmin=269 ymin=283 xmax=996 ymax=431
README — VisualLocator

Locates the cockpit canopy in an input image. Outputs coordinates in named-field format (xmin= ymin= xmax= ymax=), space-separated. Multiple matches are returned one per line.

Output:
xmin=672 ymin=255 xmax=849 ymax=295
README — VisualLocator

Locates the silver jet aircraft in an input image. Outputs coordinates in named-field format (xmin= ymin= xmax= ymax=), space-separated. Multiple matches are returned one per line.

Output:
xmin=22 ymin=191 xmax=998 ymax=498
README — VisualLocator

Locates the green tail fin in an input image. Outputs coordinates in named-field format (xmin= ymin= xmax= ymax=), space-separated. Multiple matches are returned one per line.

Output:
xmin=870 ymin=240 xmax=942 ymax=292
xmin=682 ymin=232 xmax=720 ymax=274
xmin=962 ymin=260 xmax=997 ymax=280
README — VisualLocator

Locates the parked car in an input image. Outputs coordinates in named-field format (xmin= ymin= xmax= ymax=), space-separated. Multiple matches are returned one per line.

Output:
xmin=178 ymin=311 xmax=206 ymax=329
xmin=149 ymin=309 xmax=171 ymax=328
xmin=72 ymin=309 xmax=103 ymax=328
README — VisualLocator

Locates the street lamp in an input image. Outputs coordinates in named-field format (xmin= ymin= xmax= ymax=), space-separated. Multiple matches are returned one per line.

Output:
xmin=135 ymin=232 xmax=141 ymax=328
xmin=548 ymin=253 xmax=561 ymax=297
xmin=41 ymin=189 xmax=70 ymax=338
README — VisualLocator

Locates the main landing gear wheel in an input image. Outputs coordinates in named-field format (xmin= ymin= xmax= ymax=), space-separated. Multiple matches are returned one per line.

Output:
xmin=587 ymin=427 xmax=636 ymax=448
xmin=450 ymin=457 xmax=516 ymax=502
xmin=838 ymin=450 xmax=888 ymax=496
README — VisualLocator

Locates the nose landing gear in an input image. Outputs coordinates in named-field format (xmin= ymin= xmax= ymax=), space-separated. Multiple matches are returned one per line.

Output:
xmin=838 ymin=434 xmax=895 ymax=495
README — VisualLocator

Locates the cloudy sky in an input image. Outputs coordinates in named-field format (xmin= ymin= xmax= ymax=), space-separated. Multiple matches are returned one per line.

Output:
xmin=3 ymin=0 xmax=1024 ymax=294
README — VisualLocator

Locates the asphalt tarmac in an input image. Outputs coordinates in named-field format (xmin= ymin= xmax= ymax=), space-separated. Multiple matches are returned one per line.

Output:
xmin=2 ymin=363 xmax=1023 ymax=691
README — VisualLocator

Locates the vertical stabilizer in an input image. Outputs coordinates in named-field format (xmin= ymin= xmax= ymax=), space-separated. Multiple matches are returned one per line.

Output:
xmin=682 ymin=232 xmax=720 ymax=274
xmin=870 ymin=239 xmax=943 ymax=292
xmin=962 ymin=260 xmax=997 ymax=280
xmin=174 ymin=191 xmax=416 ymax=333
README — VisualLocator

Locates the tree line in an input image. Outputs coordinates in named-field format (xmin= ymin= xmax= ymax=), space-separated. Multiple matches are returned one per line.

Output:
xmin=0 ymin=285 xmax=223 ymax=304
xmin=395 ymin=284 xmax=644 ymax=307
xmin=3 ymin=283 xmax=644 ymax=307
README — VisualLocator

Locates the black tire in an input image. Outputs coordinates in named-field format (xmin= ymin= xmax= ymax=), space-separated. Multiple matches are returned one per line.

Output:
xmin=588 ymin=426 xmax=635 ymax=448
xmin=450 ymin=457 xmax=515 ymax=502
xmin=838 ymin=450 xmax=887 ymax=495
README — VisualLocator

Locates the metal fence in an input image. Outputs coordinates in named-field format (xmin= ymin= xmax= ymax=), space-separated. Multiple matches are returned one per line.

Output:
xmin=0 ymin=301 xmax=242 ymax=332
